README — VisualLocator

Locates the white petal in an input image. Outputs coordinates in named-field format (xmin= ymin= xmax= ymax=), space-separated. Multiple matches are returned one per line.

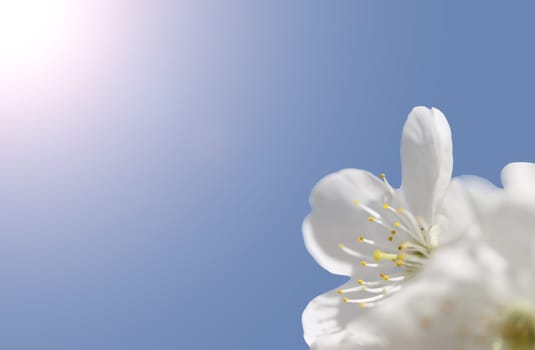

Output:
xmin=310 ymin=331 xmax=385 ymax=350
xmin=400 ymin=106 xmax=452 ymax=222
xmin=501 ymin=162 xmax=535 ymax=200
xmin=454 ymin=175 xmax=501 ymax=218
xmin=482 ymin=199 xmax=535 ymax=274
xmin=303 ymin=169 xmax=392 ymax=276
xmin=436 ymin=176 xmax=499 ymax=245
xmin=302 ymin=280 xmax=371 ymax=346
xmin=370 ymin=281 xmax=497 ymax=350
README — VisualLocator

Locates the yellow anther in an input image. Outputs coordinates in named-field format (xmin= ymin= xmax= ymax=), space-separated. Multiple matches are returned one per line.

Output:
xmin=368 ymin=216 xmax=375 ymax=222
xmin=379 ymin=273 xmax=385 ymax=278
xmin=382 ymin=274 xmax=390 ymax=281
xmin=388 ymin=236 xmax=394 ymax=242
xmin=396 ymin=260 xmax=403 ymax=267
xmin=357 ymin=279 xmax=364 ymax=285
xmin=397 ymin=207 xmax=404 ymax=214
xmin=353 ymin=199 xmax=360 ymax=205
xmin=343 ymin=297 xmax=349 ymax=303
xmin=359 ymin=302 xmax=366 ymax=308
xmin=380 ymin=173 xmax=385 ymax=179
xmin=394 ymin=222 xmax=401 ymax=227
xmin=398 ymin=242 xmax=408 ymax=251
xmin=383 ymin=203 xmax=390 ymax=209
xmin=337 ymin=289 xmax=343 ymax=295
xmin=391 ymin=230 xmax=397 ymax=235
xmin=360 ymin=261 xmax=367 ymax=266
xmin=358 ymin=236 xmax=364 ymax=243
xmin=338 ymin=243 xmax=345 ymax=249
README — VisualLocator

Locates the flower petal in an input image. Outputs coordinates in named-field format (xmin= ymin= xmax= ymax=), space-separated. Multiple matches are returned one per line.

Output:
xmin=303 ymin=169 xmax=392 ymax=276
xmin=400 ymin=106 xmax=452 ymax=222
xmin=302 ymin=281 xmax=367 ymax=346
xmin=454 ymin=175 xmax=501 ymax=217
xmin=310 ymin=331 xmax=385 ymax=350
xmin=482 ymin=199 xmax=535 ymax=274
xmin=501 ymin=162 xmax=535 ymax=199
xmin=436 ymin=176 xmax=499 ymax=245
xmin=303 ymin=280 xmax=383 ymax=348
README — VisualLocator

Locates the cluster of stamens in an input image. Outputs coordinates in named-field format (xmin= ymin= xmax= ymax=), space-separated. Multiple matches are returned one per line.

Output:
xmin=336 ymin=173 xmax=437 ymax=308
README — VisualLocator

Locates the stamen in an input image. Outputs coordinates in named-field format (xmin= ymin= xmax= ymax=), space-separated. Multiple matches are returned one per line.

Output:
xmin=360 ymin=261 xmax=381 ymax=268
xmin=357 ymin=236 xmax=393 ymax=252
xmin=343 ymin=284 xmax=402 ymax=304
xmin=338 ymin=243 xmax=367 ymax=259
xmin=363 ymin=286 xmax=390 ymax=293
xmin=370 ymin=217 xmax=421 ymax=243
xmin=355 ymin=199 xmax=429 ymax=248
xmin=382 ymin=275 xmax=405 ymax=282
xmin=398 ymin=241 xmax=430 ymax=257
xmin=341 ymin=191 xmax=438 ymax=309
xmin=353 ymin=200 xmax=382 ymax=219
xmin=415 ymin=216 xmax=432 ymax=245
xmin=379 ymin=173 xmax=395 ymax=195
xmin=337 ymin=285 xmax=366 ymax=294
xmin=343 ymin=294 xmax=386 ymax=304
xmin=368 ymin=215 xmax=427 ymax=247
xmin=400 ymin=208 xmax=419 ymax=227
xmin=384 ymin=204 xmax=424 ymax=240
xmin=390 ymin=219 xmax=427 ymax=246
xmin=358 ymin=236 xmax=378 ymax=246
xmin=357 ymin=279 xmax=382 ymax=286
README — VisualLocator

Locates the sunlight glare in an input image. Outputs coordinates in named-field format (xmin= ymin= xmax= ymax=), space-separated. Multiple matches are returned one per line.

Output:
xmin=0 ymin=0 xmax=71 ymax=66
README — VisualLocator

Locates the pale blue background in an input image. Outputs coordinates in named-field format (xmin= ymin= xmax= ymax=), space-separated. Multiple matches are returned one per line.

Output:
xmin=1 ymin=1 xmax=535 ymax=349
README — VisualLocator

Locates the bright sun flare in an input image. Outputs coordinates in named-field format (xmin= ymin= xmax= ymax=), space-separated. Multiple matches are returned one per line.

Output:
xmin=0 ymin=1 xmax=69 ymax=63
xmin=0 ymin=0 xmax=100 ymax=101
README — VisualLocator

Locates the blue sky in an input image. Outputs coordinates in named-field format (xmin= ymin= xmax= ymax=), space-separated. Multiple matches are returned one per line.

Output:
xmin=1 ymin=1 xmax=535 ymax=349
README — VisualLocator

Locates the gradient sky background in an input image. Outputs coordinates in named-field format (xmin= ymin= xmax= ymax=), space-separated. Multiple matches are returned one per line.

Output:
xmin=1 ymin=1 xmax=535 ymax=349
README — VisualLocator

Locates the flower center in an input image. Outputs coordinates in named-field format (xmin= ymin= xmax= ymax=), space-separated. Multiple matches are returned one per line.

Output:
xmin=500 ymin=308 xmax=535 ymax=350
xmin=336 ymin=173 xmax=437 ymax=307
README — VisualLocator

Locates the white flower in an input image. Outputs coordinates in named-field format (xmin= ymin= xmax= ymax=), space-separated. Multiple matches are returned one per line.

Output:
xmin=342 ymin=163 xmax=535 ymax=350
xmin=302 ymin=106 xmax=479 ymax=348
